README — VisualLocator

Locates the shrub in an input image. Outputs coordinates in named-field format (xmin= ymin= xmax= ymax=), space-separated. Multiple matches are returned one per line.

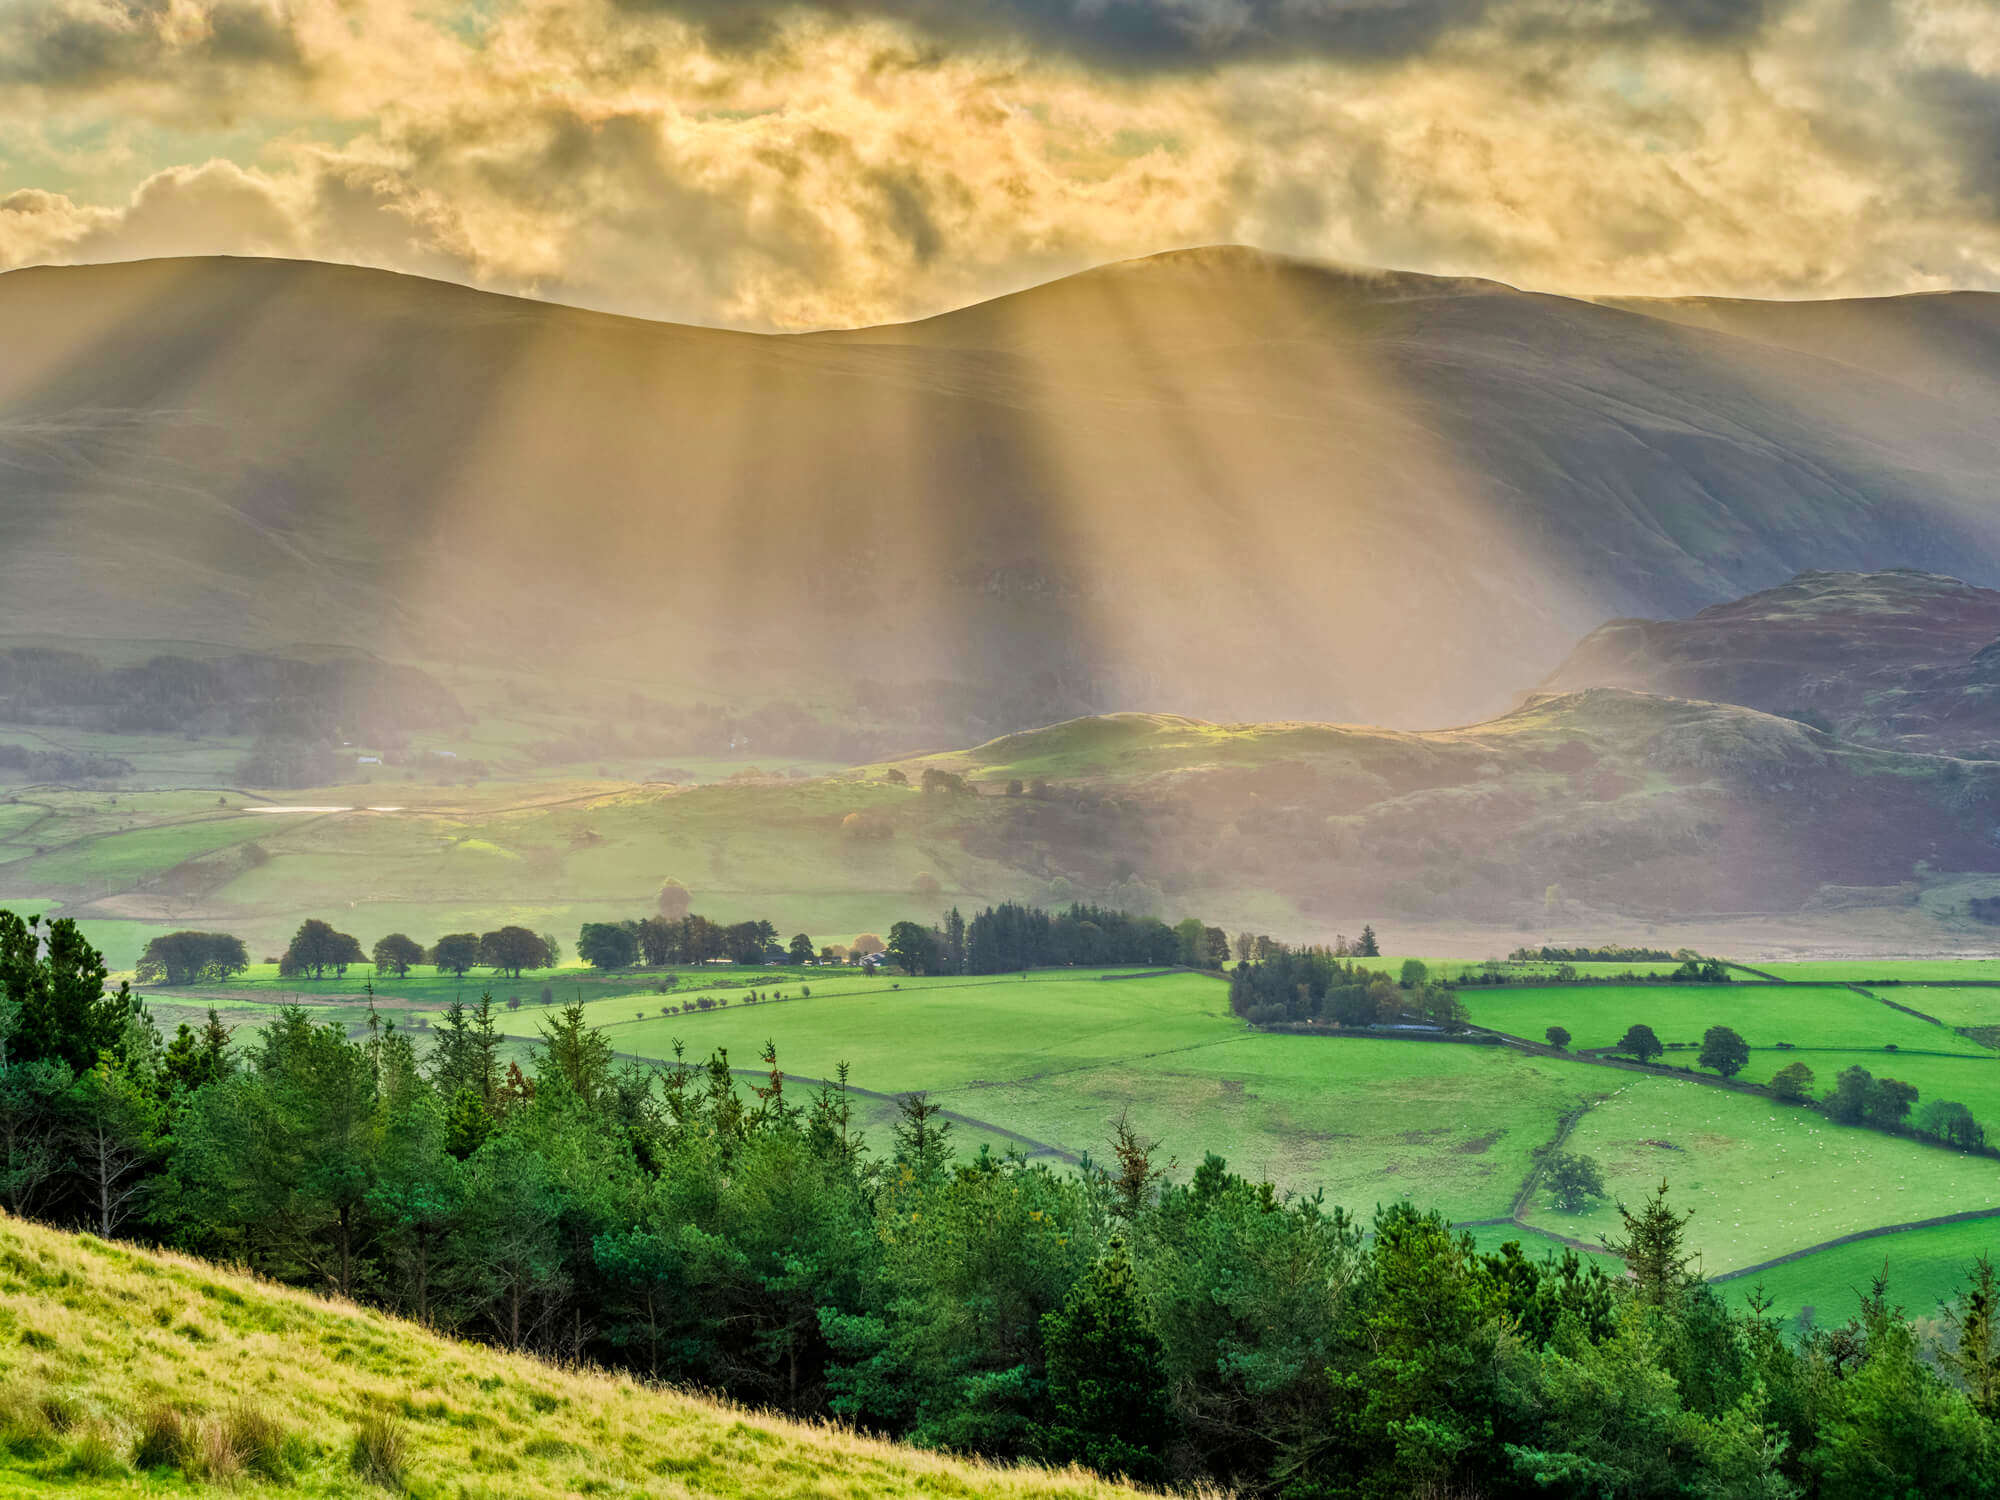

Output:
xmin=350 ymin=1408 xmax=409 ymax=1490
xmin=189 ymin=1402 xmax=296 ymax=1483
xmin=131 ymin=1403 xmax=191 ymax=1471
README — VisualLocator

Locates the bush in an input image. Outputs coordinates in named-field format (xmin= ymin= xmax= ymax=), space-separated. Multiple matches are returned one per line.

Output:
xmin=188 ymin=1402 xmax=296 ymax=1483
xmin=131 ymin=1403 xmax=191 ymax=1470
xmin=350 ymin=1408 xmax=409 ymax=1489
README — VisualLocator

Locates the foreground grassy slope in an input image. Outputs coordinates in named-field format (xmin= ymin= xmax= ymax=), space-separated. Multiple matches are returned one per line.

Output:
xmin=0 ymin=1213 xmax=1145 ymax=1499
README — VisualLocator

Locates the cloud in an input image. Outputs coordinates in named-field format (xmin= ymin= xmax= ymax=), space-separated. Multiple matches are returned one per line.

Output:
xmin=0 ymin=0 xmax=308 ymax=90
xmin=613 ymin=0 xmax=1807 ymax=69
xmin=0 ymin=0 xmax=1996 ymax=329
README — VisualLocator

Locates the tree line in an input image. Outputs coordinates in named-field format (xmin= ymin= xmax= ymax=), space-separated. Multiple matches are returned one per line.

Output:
xmin=1228 ymin=943 xmax=1470 ymax=1031
xmin=9 ymin=909 xmax=2000 ymax=1494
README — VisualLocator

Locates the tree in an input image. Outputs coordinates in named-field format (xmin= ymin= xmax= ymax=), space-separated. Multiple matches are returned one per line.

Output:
xmin=431 ymin=932 xmax=480 ymax=977
xmin=1601 ymin=1179 xmax=1697 ymax=1306
xmin=1355 ymin=924 xmax=1380 ymax=958
xmin=912 ymin=872 xmax=943 ymax=901
xmin=656 ymin=879 xmax=692 ymax=920
xmin=1615 ymin=1023 xmax=1664 ymax=1064
xmin=1033 ymin=1240 xmax=1171 ymax=1483
xmin=1545 ymin=1025 xmax=1572 ymax=1051
xmin=787 ymin=933 xmax=814 ymax=965
xmin=280 ymin=918 xmax=364 ymax=980
xmin=1543 ymin=1151 xmax=1607 ymax=1212
xmin=577 ymin=922 xmax=639 ymax=970
xmin=67 ymin=1061 xmax=158 ymax=1236
xmin=5 ymin=912 xmax=134 ymax=1075
xmin=1697 ymin=1024 xmax=1750 ymax=1078
xmin=1865 ymin=1076 xmax=1920 ymax=1128
xmin=479 ymin=926 xmax=551 ymax=978
xmin=136 ymin=931 xmax=248 ymax=986
xmin=1770 ymin=1061 xmax=1815 ymax=1103
xmin=920 ymin=768 xmax=970 ymax=796
xmin=1827 ymin=1064 xmax=1873 ymax=1124
xmin=372 ymin=933 xmax=424 ymax=978
xmin=886 ymin=921 xmax=939 ymax=975
xmin=1917 ymin=1098 xmax=1986 ymax=1149
xmin=1949 ymin=1257 xmax=2000 ymax=1420
xmin=1399 ymin=958 xmax=1428 ymax=988
xmin=850 ymin=933 xmax=886 ymax=961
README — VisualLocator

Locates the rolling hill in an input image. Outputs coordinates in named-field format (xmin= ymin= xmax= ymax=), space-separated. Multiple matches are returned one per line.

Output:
xmin=0 ymin=1211 xmax=1144 ymax=1498
xmin=6 ymin=248 xmax=2000 ymax=737
xmin=14 ymin=685 xmax=2000 ymax=963
xmin=1541 ymin=569 xmax=2000 ymax=758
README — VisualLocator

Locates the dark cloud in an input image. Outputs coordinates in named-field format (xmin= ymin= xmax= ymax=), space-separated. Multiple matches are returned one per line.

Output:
xmin=0 ymin=1 xmax=306 ymax=89
xmin=618 ymin=0 xmax=1805 ymax=66
xmin=623 ymin=0 xmax=1495 ymax=68
xmin=1911 ymin=67 xmax=2000 ymax=216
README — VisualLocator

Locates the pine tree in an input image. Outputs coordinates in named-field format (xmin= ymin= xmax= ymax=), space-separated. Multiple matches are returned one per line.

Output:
xmin=1602 ymin=1179 xmax=1698 ymax=1306
xmin=1034 ymin=1239 xmax=1171 ymax=1483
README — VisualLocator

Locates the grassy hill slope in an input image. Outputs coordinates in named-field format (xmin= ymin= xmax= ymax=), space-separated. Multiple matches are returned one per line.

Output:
xmin=0 ymin=1212 xmax=1145 ymax=1498
xmin=8 ymin=249 xmax=2000 ymax=731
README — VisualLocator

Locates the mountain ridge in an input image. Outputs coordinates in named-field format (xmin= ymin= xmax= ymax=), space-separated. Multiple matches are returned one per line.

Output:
xmin=7 ymin=251 xmax=2000 ymax=736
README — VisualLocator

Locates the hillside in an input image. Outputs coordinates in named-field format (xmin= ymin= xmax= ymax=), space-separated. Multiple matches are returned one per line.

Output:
xmin=14 ymin=686 xmax=2000 ymax=964
xmin=0 ymin=1212 xmax=1143 ymax=1498
xmin=1542 ymin=569 xmax=2000 ymax=757
xmin=6 ymin=250 xmax=2000 ymax=734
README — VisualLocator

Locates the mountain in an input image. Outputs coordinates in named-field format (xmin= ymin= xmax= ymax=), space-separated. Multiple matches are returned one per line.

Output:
xmin=1541 ymin=569 xmax=2000 ymax=758
xmin=0 ymin=1210 xmax=1140 ymax=1499
xmin=5 ymin=249 xmax=2000 ymax=735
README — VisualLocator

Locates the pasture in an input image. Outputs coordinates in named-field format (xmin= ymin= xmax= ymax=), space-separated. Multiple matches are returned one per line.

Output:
xmin=1455 ymin=982 xmax=1978 ymax=1058
xmin=1718 ymin=1216 xmax=2000 ymax=1331
xmin=1522 ymin=1076 xmax=2000 ymax=1271
xmin=1755 ymin=959 xmax=2000 ymax=982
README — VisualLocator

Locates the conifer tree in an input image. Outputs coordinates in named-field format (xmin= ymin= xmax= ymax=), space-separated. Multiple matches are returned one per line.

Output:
xmin=1603 ymin=1179 xmax=1698 ymax=1306
xmin=1035 ymin=1238 xmax=1171 ymax=1483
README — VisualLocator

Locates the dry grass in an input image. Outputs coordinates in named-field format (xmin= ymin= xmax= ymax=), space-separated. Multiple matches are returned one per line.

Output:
xmin=0 ymin=1211 xmax=1165 ymax=1497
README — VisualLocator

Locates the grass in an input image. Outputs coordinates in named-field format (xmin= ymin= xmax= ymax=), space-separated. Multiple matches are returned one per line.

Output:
xmin=570 ymin=970 xmax=1601 ymax=1221
xmin=1455 ymin=982 xmax=1986 ymax=1058
xmin=0 ymin=1212 xmax=1149 ymax=1499
xmin=1718 ymin=1217 xmax=1998 ymax=1331
xmin=1868 ymin=986 xmax=2000 ymax=1028
xmin=1521 ymin=1076 xmax=2000 ymax=1272
xmin=1755 ymin=960 xmax=2000 ymax=981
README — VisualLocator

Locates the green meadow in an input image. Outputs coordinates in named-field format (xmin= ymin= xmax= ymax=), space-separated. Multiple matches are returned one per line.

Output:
xmin=1719 ymin=1217 xmax=2000 ymax=1330
xmin=1455 ymin=982 xmax=1986 ymax=1057
xmin=1521 ymin=1075 xmax=2000 ymax=1271
xmin=1756 ymin=959 xmax=2000 ymax=982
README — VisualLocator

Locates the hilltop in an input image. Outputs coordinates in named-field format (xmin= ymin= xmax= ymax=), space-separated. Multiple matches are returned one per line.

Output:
xmin=1543 ymin=569 xmax=2000 ymax=757
xmin=7 ymin=249 xmax=2000 ymax=734
xmin=0 ymin=1212 xmax=1144 ymax=1498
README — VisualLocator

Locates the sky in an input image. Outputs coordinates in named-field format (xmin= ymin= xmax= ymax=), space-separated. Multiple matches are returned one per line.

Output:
xmin=0 ymin=0 xmax=1996 ymax=330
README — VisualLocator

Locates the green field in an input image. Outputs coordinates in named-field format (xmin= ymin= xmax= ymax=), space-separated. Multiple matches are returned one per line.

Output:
xmin=1390 ymin=958 xmax=1694 ymax=980
xmin=1456 ymin=981 xmax=1985 ymax=1058
xmin=1756 ymin=960 xmax=2000 ymax=981
xmin=1868 ymin=985 xmax=2000 ymax=1028
xmin=1719 ymin=1217 xmax=2000 ymax=1331
xmin=1522 ymin=1076 xmax=2000 ymax=1270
